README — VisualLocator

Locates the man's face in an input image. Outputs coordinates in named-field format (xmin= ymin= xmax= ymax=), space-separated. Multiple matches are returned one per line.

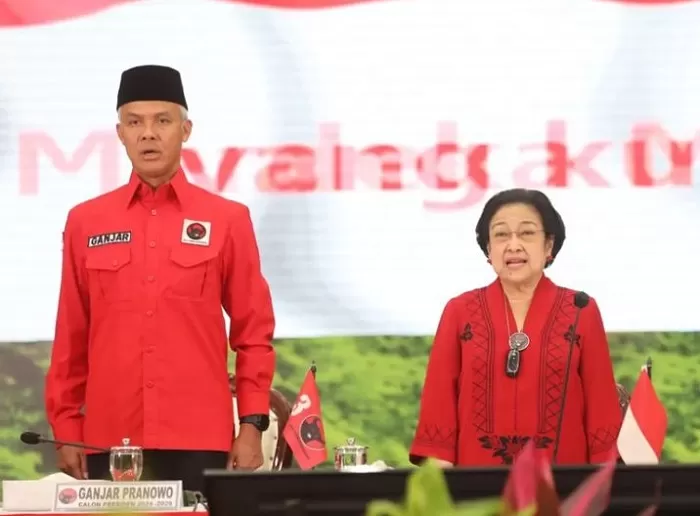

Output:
xmin=116 ymin=100 xmax=192 ymax=184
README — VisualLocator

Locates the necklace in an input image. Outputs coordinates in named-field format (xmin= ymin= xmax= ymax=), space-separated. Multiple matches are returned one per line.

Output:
xmin=504 ymin=297 xmax=530 ymax=378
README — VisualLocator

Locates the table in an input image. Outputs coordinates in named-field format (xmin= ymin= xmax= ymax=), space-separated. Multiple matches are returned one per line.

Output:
xmin=2 ymin=511 xmax=207 ymax=515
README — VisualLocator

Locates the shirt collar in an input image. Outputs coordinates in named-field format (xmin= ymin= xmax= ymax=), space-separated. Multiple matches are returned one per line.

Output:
xmin=124 ymin=168 xmax=190 ymax=209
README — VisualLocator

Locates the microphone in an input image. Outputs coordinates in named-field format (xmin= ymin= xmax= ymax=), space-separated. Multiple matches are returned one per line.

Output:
xmin=20 ymin=431 xmax=110 ymax=453
xmin=552 ymin=291 xmax=590 ymax=463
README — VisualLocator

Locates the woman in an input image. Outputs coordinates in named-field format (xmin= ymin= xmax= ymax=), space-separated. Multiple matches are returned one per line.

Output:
xmin=409 ymin=188 xmax=621 ymax=467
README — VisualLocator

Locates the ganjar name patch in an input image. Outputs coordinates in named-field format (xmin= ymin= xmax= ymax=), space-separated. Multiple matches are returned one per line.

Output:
xmin=87 ymin=231 xmax=132 ymax=248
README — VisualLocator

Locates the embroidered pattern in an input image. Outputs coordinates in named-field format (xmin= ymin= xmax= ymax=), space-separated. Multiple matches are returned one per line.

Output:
xmin=538 ymin=289 xmax=577 ymax=434
xmin=463 ymin=290 xmax=495 ymax=433
xmin=414 ymin=423 xmax=457 ymax=451
xmin=588 ymin=426 xmax=619 ymax=457
xmin=478 ymin=434 xmax=553 ymax=465
xmin=564 ymin=324 xmax=581 ymax=347
xmin=459 ymin=323 xmax=474 ymax=341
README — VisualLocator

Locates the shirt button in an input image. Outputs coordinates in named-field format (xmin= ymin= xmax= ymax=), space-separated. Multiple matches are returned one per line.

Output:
xmin=146 ymin=310 xmax=154 ymax=317
xmin=151 ymin=209 xmax=157 ymax=216
xmin=147 ymin=275 xmax=155 ymax=282
xmin=112 ymin=260 xmax=118 ymax=267
xmin=146 ymin=381 xmax=154 ymax=388
xmin=146 ymin=347 xmax=155 ymax=354
xmin=148 ymin=241 xmax=156 ymax=248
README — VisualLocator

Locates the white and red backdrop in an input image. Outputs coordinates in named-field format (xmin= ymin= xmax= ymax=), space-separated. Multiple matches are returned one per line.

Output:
xmin=0 ymin=0 xmax=699 ymax=341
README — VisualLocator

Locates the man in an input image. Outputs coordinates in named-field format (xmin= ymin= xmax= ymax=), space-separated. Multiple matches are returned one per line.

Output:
xmin=45 ymin=65 xmax=276 ymax=492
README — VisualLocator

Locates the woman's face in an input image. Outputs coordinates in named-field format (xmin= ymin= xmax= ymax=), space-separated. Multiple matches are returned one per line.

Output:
xmin=487 ymin=203 xmax=554 ymax=285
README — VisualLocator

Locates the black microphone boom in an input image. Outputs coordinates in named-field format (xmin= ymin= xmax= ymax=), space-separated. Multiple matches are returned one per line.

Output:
xmin=19 ymin=431 xmax=42 ymax=445
xmin=20 ymin=431 xmax=110 ymax=453
xmin=552 ymin=291 xmax=590 ymax=463
xmin=573 ymin=292 xmax=590 ymax=311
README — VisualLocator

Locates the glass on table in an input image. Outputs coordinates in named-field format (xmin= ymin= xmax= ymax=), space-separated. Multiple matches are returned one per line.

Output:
xmin=109 ymin=438 xmax=143 ymax=481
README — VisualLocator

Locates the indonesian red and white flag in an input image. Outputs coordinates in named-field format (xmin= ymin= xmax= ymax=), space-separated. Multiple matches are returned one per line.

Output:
xmin=617 ymin=366 xmax=667 ymax=465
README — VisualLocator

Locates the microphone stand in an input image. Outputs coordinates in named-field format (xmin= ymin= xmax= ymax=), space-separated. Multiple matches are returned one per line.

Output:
xmin=20 ymin=433 xmax=110 ymax=453
xmin=552 ymin=298 xmax=587 ymax=463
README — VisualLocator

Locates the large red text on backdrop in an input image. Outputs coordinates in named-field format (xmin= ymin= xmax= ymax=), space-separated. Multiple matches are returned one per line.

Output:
xmin=18 ymin=121 xmax=696 ymax=209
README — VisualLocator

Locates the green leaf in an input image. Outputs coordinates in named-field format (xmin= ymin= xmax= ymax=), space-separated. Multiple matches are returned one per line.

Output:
xmin=404 ymin=460 xmax=456 ymax=515
xmin=365 ymin=499 xmax=406 ymax=516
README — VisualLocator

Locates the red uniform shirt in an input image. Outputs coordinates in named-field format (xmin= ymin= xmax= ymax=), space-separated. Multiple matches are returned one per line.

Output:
xmin=410 ymin=277 xmax=621 ymax=465
xmin=45 ymin=170 xmax=275 ymax=453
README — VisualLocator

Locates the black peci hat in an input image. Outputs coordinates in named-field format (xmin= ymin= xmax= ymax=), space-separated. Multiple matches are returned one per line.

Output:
xmin=116 ymin=65 xmax=188 ymax=111
xmin=475 ymin=188 xmax=566 ymax=267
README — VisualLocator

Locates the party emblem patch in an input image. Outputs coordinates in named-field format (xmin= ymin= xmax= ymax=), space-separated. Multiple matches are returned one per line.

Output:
xmin=299 ymin=415 xmax=326 ymax=451
xmin=57 ymin=487 xmax=77 ymax=504
xmin=181 ymin=219 xmax=211 ymax=246
xmin=87 ymin=231 xmax=132 ymax=248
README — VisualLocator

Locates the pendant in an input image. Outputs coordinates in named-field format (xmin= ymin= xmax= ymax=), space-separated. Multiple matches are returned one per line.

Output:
xmin=509 ymin=332 xmax=530 ymax=352
xmin=505 ymin=349 xmax=520 ymax=378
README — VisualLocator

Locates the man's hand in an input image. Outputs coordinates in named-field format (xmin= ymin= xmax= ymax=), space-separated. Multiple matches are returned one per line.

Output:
xmin=227 ymin=424 xmax=264 ymax=471
xmin=57 ymin=445 xmax=87 ymax=479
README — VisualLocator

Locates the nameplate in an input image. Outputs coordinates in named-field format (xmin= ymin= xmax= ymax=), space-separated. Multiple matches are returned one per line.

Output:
xmin=53 ymin=481 xmax=183 ymax=512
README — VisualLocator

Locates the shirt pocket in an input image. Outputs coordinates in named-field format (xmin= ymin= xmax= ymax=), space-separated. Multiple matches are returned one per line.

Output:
xmin=167 ymin=247 xmax=220 ymax=300
xmin=84 ymin=247 xmax=133 ymax=303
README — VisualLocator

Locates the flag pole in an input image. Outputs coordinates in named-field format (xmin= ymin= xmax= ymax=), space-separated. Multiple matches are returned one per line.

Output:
xmin=309 ymin=361 xmax=319 ymax=470
xmin=646 ymin=356 xmax=652 ymax=382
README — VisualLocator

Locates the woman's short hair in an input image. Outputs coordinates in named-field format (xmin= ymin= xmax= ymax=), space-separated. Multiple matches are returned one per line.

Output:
xmin=475 ymin=188 xmax=566 ymax=268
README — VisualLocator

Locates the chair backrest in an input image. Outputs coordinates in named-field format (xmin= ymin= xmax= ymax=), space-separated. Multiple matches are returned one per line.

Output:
xmin=229 ymin=375 xmax=294 ymax=470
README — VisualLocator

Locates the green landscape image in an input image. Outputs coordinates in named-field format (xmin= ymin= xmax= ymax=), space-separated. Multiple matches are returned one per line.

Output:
xmin=1 ymin=331 xmax=699 ymax=483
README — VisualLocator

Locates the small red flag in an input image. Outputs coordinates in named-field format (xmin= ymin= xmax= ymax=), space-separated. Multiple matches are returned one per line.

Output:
xmin=283 ymin=370 xmax=328 ymax=470
xmin=617 ymin=366 xmax=667 ymax=465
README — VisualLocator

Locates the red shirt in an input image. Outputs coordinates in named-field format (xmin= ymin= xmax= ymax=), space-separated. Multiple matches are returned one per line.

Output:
xmin=45 ymin=170 xmax=275 ymax=453
xmin=410 ymin=277 xmax=621 ymax=465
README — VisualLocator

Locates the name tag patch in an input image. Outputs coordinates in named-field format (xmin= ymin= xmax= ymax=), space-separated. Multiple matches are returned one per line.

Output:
xmin=87 ymin=231 xmax=132 ymax=248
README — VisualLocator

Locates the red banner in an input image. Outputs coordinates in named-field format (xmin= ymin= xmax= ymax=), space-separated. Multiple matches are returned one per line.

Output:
xmin=0 ymin=0 xmax=389 ymax=27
